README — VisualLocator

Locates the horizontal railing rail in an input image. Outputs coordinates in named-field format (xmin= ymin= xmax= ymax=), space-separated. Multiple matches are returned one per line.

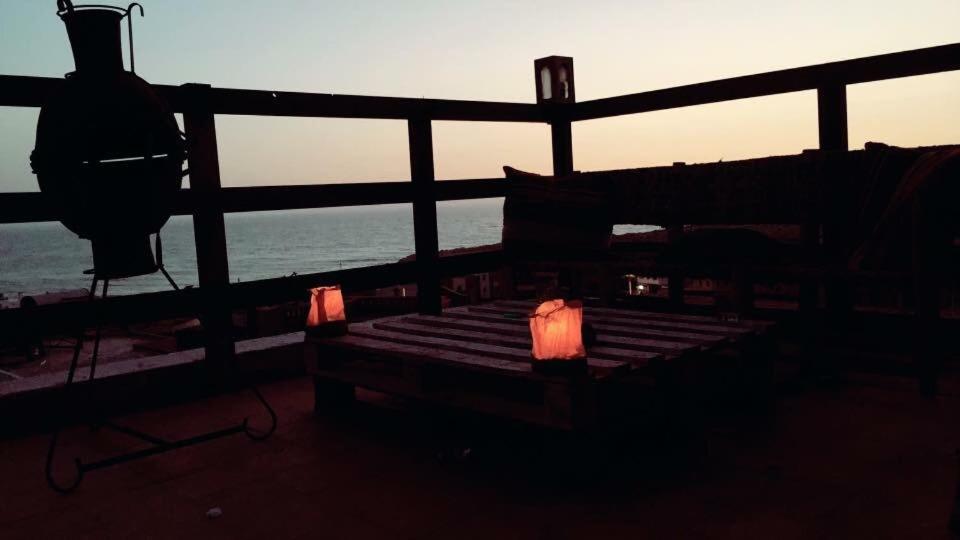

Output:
xmin=0 ymin=178 xmax=507 ymax=224
xmin=0 ymin=248 xmax=503 ymax=338
xmin=0 ymin=75 xmax=547 ymax=122
xmin=572 ymin=42 xmax=960 ymax=121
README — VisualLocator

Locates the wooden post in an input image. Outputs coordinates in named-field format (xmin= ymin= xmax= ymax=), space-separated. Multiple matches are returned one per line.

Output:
xmin=816 ymin=84 xmax=850 ymax=371
xmin=550 ymin=119 xmax=574 ymax=176
xmin=667 ymin=225 xmax=685 ymax=309
xmin=912 ymin=196 xmax=942 ymax=396
xmin=182 ymin=83 xmax=235 ymax=368
xmin=818 ymin=83 xmax=851 ymax=310
xmin=817 ymin=85 xmax=848 ymax=152
xmin=408 ymin=117 xmax=442 ymax=315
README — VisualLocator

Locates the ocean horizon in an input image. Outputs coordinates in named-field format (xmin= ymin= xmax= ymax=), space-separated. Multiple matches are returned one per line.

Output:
xmin=1 ymin=198 xmax=656 ymax=302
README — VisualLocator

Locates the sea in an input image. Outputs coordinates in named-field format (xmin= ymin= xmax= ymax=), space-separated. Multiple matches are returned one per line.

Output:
xmin=0 ymin=198 xmax=657 ymax=303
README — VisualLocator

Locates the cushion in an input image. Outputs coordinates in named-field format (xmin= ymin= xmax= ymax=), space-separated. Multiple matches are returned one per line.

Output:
xmin=501 ymin=166 xmax=613 ymax=260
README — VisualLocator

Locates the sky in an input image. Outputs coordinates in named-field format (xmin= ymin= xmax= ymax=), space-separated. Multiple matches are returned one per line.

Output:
xmin=1 ymin=0 xmax=958 ymax=192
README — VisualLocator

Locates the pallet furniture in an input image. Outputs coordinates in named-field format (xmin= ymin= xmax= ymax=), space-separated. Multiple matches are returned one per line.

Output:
xmin=304 ymin=301 xmax=772 ymax=430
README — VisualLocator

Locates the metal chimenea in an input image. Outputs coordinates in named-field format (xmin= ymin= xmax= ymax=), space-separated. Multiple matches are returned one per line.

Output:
xmin=31 ymin=0 xmax=186 ymax=279
xmin=37 ymin=1 xmax=276 ymax=494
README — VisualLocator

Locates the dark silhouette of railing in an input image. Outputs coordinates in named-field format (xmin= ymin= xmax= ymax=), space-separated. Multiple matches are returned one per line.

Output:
xmin=1 ymin=42 xmax=958 ymax=362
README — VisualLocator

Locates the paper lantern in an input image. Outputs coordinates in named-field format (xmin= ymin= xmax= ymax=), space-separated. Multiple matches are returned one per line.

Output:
xmin=529 ymin=299 xmax=586 ymax=372
xmin=305 ymin=286 xmax=347 ymax=337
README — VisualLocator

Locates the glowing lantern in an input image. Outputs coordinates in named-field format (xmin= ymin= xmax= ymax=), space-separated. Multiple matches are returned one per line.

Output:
xmin=305 ymin=285 xmax=347 ymax=336
xmin=529 ymin=299 xmax=587 ymax=373
xmin=534 ymin=56 xmax=575 ymax=104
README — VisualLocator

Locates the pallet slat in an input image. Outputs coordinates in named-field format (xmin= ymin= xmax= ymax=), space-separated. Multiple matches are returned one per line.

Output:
xmin=310 ymin=333 xmax=532 ymax=374
xmin=462 ymin=305 xmax=752 ymax=336
xmin=374 ymin=318 xmax=662 ymax=368
xmin=493 ymin=300 xmax=773 ymax=330
xmin=440 ymin=310 xmax=707 ymax=353
xmin=349 ymin=324 xmax=630 ymax=377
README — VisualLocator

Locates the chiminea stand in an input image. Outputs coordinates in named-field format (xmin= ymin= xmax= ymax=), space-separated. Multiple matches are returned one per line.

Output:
xmin=44 ymin=237 xmax=277 ymax=494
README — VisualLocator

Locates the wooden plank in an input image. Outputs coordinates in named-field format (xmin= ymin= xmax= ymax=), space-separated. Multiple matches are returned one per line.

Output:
xmin=0 ymin=250 xmax=502 ymax=339
xmin=463 ymin=305 xmax=752 ymax=336
xmin=182 ymin=83 xmax=234 ymax=365
xmin=818 ymin=84 xmax=854 ymax=323
xmin=401 ymin=314 xmax=695 ymax=355
xmin=0 ymin=192 xmax=59 ymax=224
xmin=436 ymin=311 xmax=701 ymax=355
xmin=373 ymin=318 xmax=661 ymax=368
xmin=0 ymin=74 xmax=546 ymax=122
xmin=817 ymin=85 xmax=848 ymax=152
xmin=408 ymin=117 xmax=442 ymax=315
xmin=458 ymin=306 xmax=728 ymax=344
xmin=0 ymin=179 xmax=507 ymax=225
xmin=667 ymin=226 xmax=686 ymax=307
xmin=347 ymin=325 xmax=630 ymax=377
xmin=550 ymin=119 xmax=574 ymax=176
xmin=494 ymin=300 xmax=773 ymax=330
xmin=309 ymin=333 xmax=533 ymax=375
xmin=572 ymin=43 xmax=960 ymax=121
xmin=6 ymin=43 xmax=958 ymax=120
xmin=912 ymin=195 xmax=943 ymax=396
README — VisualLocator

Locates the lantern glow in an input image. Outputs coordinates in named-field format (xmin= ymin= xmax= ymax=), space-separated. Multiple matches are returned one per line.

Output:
xmin=305 ymin=285 xmax=347 ymax=336
xmin=529 ymin=299 xmax=586 ymax=361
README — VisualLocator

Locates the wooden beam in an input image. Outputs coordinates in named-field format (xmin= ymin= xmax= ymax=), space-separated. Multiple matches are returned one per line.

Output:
xmin=0 ymin=192 xmax=59 ymax=223
xmin=0 ymin=250 xmax=504 ymax=339
xmin=551 ymin=120 xmax=574 ymax=176
xmin=182 ymin=83 xmax=235 ymax=365
xmin=667 ymin=226 xmax=685 ymax=308
xmin=912 ymin=196 xmax=943 ymax=396
xmin=817 ymin=85 xmax=849 ymax=152
xmin=817 ymin=85 xmax=853 ymax=324
xmin=572 ymin=42 xmax=960 ymax=121
xmin=5 ymin=44 xmax=958 ymax=123
xmin=0 ymin=75 xmax=546 ymax=122
xmin=0 ymin=179 xmax=508 ymax=225
xmin=408 ymin=117 xmax=442 ymax=315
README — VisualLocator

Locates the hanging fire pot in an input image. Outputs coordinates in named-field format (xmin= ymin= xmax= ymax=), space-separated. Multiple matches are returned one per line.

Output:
xmin=31 ymin=1 xmax=186 ymax=279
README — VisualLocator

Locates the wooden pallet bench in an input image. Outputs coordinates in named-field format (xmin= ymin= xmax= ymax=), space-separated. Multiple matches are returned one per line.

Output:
xmin=304 ymin=301 xmax=772 ymax=430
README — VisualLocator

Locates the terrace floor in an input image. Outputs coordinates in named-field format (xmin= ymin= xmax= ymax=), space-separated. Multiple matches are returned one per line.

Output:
xmin=1 ymin=373 xmax=958 ymax=539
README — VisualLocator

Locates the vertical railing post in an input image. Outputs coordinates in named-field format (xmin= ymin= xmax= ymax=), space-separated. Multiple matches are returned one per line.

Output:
xmin=182 ymin=83 xmax=235 ymax=368
xmin=816 ymin=84 xmax=851 ymax=363
xmin=817 ymin=85 xmax=848 ymax=153
xmin=408 ymin=116 xmax=442 ymax=315
xmin=550 ymin=116 xmax=574 ymax=176
xmin=667 ymin=225 xmax=685 ymax=308
xmin=912 ymin=194 xmax=943 ymax=396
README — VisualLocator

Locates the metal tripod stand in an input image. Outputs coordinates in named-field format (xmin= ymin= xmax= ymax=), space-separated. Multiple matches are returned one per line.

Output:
xmin=44 ymin=236 xmax=277 ymax=493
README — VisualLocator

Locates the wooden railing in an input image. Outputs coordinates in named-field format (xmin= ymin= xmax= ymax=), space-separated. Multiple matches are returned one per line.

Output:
xmin=1 ymin=42 xmax=958 ymax=360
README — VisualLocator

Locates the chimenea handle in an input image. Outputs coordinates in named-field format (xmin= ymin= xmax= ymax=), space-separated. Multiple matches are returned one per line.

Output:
xmin=125 ymin=3 xmax=144 ymax=73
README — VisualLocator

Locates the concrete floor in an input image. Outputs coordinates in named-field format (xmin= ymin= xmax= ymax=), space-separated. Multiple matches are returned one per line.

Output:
xmin=1 ymin=375 xmax=958 ymax=539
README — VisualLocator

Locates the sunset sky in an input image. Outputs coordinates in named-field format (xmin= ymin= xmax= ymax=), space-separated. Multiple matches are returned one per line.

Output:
xmin=1 ymin=0 xmax=958 ymax=192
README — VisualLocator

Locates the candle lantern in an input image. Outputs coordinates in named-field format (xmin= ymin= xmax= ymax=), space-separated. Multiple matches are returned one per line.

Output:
xmin=529 ymin=299 xmax=587 ymax=374
xmin=305 ymin=285 xmax=347 ymax=337
xmin=534 ymin=56 xmax=575 ymax=104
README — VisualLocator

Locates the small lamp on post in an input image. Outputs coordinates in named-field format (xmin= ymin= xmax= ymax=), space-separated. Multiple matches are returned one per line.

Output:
xmin=305 ymin=285 xmax=348 ymax=337
xmin=534 ymin=56 xmax=575 ymax=104
xmin=529 ymin=298 xmax=588 ymax=374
